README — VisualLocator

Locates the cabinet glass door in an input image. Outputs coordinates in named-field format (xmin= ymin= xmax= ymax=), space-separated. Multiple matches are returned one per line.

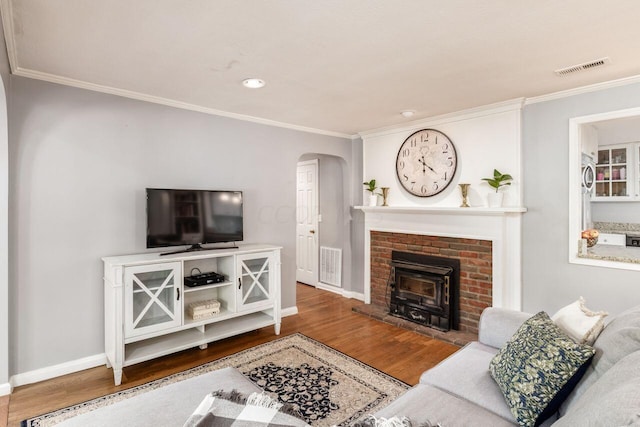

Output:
xmin=595 ymin=146 xmax=629 ymax=199
xmin=238 ymin=254 xmax=273 ymax=310
xmin=124 ymin=262 xmax=182 ymax=338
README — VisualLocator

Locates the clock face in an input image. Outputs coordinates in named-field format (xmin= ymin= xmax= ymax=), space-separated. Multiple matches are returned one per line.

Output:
xmin=395 ymin=129 xmax=457 ymax=197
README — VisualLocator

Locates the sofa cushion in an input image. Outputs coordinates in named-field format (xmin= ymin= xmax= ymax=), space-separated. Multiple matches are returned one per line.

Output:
xmin=478 ymin=307 xmax=532 ymax=349
xmin=559 ymin=303 xmax=640 ymax=415
xmin=489 ymin=311 xmax=595 ymax=427
xmin=374 ymin=383 xmax=518 ymax=427
xmin=551 ymin=350 xmax=640 ymax=427
xmin=420 ymin=342 xmax=515 ymax=423
xmin=551 ymin=297 xmax=607 ymax=345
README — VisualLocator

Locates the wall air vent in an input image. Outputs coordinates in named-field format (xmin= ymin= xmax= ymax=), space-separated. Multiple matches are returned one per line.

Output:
xmin=554 ymin=57 xmax=611 ymax=76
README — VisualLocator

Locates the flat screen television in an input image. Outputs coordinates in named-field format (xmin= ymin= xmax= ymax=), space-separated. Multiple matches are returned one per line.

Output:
xmin=146 ymin=188 xmax=243 ymax=254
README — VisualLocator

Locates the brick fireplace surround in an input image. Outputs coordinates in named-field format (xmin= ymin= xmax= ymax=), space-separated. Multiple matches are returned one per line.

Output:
xmin=371 ymin=231 xmax=492 ymax=332
xmin=353 ymin=206 xmax=525 ymax=346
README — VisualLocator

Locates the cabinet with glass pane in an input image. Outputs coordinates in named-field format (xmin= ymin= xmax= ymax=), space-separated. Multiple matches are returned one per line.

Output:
xmin=124 ymin=262 xmax=182 ymax=339
xmin=594 ymin=145 xmax=631 ymax=200
xmin=237 ymin=252 xmax=276 ymax=311
xmin=103 ymin=244 xmax=281 ymax=385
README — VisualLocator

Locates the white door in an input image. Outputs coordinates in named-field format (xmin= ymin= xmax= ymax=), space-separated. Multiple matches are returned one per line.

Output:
xmin=296 ymin=160 xmax=319 ymax=285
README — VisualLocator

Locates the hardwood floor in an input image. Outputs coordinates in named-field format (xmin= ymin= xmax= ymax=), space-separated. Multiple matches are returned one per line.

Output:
xmin=2 ymin=283 xmax=459 ymax=427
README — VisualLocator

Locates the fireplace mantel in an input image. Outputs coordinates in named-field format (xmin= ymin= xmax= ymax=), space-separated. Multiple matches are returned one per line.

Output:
xmin=356 ymin=205 xmax=527 ymax=311
xmin=356 ymin=206 xmax=527 ymax=215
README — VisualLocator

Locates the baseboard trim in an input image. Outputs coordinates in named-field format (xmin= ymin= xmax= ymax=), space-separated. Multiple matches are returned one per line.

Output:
xmin=0 ymin=381 xmax=11 ymax=396
xmin=10 ymin=353 xmax=107 ymax=388
xmin=281 ymin=306 xmax=299 ymax=317
xmin=9 ymin=307 xmax=302 ymax=389
xmin=315 ymin=283 xmax=365 ymax=301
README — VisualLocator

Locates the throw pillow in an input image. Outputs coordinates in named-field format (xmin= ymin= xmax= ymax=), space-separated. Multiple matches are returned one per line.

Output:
xmin=551 ymin=296 xmax=608 ymax=345
xmin=489 ymin=311 xmax=596 ymax=427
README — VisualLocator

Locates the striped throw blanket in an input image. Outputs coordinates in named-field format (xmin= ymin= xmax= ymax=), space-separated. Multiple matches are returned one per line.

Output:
xmin=183 ymin=390 xmax=309 ymax=427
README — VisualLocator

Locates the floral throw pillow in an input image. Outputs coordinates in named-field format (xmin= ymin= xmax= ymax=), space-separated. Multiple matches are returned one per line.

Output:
xmin=489 ymin=311 xmax=595 ymax=427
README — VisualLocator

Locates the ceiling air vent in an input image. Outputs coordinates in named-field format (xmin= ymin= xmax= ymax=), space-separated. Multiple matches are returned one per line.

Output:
xmin=554 ymin=57 xmax=611 ymax=76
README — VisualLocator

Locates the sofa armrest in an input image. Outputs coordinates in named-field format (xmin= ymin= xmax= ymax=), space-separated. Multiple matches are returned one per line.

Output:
xmin=478 ymin=307 xmax=532 ymax=349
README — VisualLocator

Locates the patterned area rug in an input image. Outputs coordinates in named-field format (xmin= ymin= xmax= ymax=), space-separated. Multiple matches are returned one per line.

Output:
xmin=22 ymin=333 xmax=409 ymax=427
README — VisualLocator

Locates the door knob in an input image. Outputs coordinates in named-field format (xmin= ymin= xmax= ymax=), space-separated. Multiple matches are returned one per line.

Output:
xmin=309 ymin=230 xmax=315 ymax=234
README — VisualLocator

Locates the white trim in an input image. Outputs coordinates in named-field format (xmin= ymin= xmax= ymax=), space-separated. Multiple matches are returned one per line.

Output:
xmin=281 ymin=306 xmax=298 ymax=318
xmin=0 ymin=0 xmax=18 ymax=72
xmin=568 ymin=107 xmax=640 ymax=271
xmin=342 ymin=290 xmax=365 ymax=301
xmin=0 ymin=381 xmax=10 ymax=396
xmin=355 ymin=206 xmax=527 ymax=215
xmin=358 ymin=98 xmax=525 ymax=138
xmin=10 ymin=354 xmax=106 ymax=388
xmin=316 ymin=282 xmax=365 ymax=301
xmin=8 ymin=307 xmax=301 ymax=388
xmin=10 ymin=67 xmax=353 ymax=140
xmin=526 ymin=74 xmax=640 ymax=105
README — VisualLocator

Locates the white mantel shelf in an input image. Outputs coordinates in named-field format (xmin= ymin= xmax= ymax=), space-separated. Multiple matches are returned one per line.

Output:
xmin=354 ymin=206 xmax=527 ymax=215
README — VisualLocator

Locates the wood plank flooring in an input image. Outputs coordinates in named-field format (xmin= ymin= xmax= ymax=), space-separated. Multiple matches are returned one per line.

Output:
xmin=2 ymin=283 xmax=459 ymax=427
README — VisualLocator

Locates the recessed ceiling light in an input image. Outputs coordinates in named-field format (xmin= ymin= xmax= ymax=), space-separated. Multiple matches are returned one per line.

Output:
xmin=400 ymin=110 xmax=415 ymax=118
xmin=242 ymin=78 xmax=266 ymax=89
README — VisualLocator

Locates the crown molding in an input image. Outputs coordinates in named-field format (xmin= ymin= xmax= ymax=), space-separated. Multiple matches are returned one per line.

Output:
xmin=525 ymin=74 xmax=640 ymax=105
xmin=358 ymin=98 xmax=525 ymax=139
xmin=11 ymin=67 xmax=354 ymax=139
xmin=0 ymin=0 xmax=18 ymax=72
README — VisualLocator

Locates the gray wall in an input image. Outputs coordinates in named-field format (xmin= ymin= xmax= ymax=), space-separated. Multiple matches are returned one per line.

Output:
xmin=522 ymin=83 xmax=640 ymax=315
xmin=0 ymin=15 xmax=9 ymax=389
xmin=350 ymin=137 xmax=364 ymax=295
xmin=8 ymin=76 xmax=354 ymax=375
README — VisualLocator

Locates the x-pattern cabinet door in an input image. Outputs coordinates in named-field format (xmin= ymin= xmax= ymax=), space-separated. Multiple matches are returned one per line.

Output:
xmin=237 ymin=253 xmax=274 ymax=311
xmin=124 ymin=262 xmax=182 ymax=339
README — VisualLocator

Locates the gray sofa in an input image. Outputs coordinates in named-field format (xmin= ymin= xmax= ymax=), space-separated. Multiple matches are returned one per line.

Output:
xmin=374 ymin=305 xmax=640 ymax=427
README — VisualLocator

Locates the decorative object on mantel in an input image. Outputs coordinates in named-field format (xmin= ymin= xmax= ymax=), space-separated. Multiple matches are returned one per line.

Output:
xmin=482 ymin=169 xmax=513 ymax=207
xmin=458 ymin=183 xmax=470 ymax=207
xmin=395 ymin=129 xmax=458 ymax=197
xmin=363 ymin=179 xmax=379 ymax=206
xmin=380 ymin=187 xmax=390 ymax=206
xmin=582 ymin=229 xmax=599 ymax=247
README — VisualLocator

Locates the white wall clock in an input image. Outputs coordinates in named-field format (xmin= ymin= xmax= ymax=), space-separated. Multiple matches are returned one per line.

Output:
xmin=395 ymin=129 xmax=458 ymax=197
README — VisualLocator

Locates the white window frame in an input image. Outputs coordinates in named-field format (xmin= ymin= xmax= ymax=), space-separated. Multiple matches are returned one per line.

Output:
xmin=569 ymin=107 xmax=640 ymax=271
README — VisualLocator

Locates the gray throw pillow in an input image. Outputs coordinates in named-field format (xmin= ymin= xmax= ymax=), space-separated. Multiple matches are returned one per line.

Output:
xmin=489 ymin=311 xmax=595 ymax=427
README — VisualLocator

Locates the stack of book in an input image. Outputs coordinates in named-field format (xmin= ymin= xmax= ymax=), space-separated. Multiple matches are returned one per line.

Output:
xmin=188 ymin=299 xmax=221 ymax=320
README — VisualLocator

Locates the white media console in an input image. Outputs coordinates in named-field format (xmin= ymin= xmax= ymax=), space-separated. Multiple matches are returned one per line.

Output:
xmin=103 ymin=244 xmax=281 ymax=385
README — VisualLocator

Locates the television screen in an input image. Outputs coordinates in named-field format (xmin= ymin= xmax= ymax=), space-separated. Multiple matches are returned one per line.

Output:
xmin=146 ymin=188 xmax=243 ymax=250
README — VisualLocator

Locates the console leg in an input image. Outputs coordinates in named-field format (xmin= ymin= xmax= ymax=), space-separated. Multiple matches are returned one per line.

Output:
xmin=113 ymin=368 xmax=123 ymax=386
xmin=274 ymin=322 xmax=281 ymax=335
xmin=199 ymin=343 xmax=208 ymax=350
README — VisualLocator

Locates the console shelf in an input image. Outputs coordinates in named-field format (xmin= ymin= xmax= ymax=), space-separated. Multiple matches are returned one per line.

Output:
xmin=124 ymin=312 xmax=275 ymax=366
xmin=103 ymin=244 xmax=281 ymax=385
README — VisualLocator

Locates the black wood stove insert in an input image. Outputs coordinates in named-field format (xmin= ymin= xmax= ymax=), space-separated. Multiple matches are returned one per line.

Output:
xmin=389 ymin=251 xmax=460 ymax=331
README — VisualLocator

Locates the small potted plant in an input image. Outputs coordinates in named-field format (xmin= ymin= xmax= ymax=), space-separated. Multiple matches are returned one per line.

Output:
xmin=363 ymin=179 xmax=379 ymax=206
xmin=482 ymin=169 xmax=513 ymax=207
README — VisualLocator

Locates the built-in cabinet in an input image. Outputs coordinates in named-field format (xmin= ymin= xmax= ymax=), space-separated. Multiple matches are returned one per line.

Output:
xmin=103 ymin=244 xmax=281 ymax=385
xmin=594 ymin=143 xmax=640 ymax=200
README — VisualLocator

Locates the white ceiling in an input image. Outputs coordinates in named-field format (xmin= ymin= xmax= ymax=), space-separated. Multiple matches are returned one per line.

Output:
xmin=3 ymin=0 xmax=640 ymax=137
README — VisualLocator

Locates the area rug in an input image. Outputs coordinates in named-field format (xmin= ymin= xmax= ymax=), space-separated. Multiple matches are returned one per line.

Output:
xmin=22 ymin=333 xmax=409 ymax=427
